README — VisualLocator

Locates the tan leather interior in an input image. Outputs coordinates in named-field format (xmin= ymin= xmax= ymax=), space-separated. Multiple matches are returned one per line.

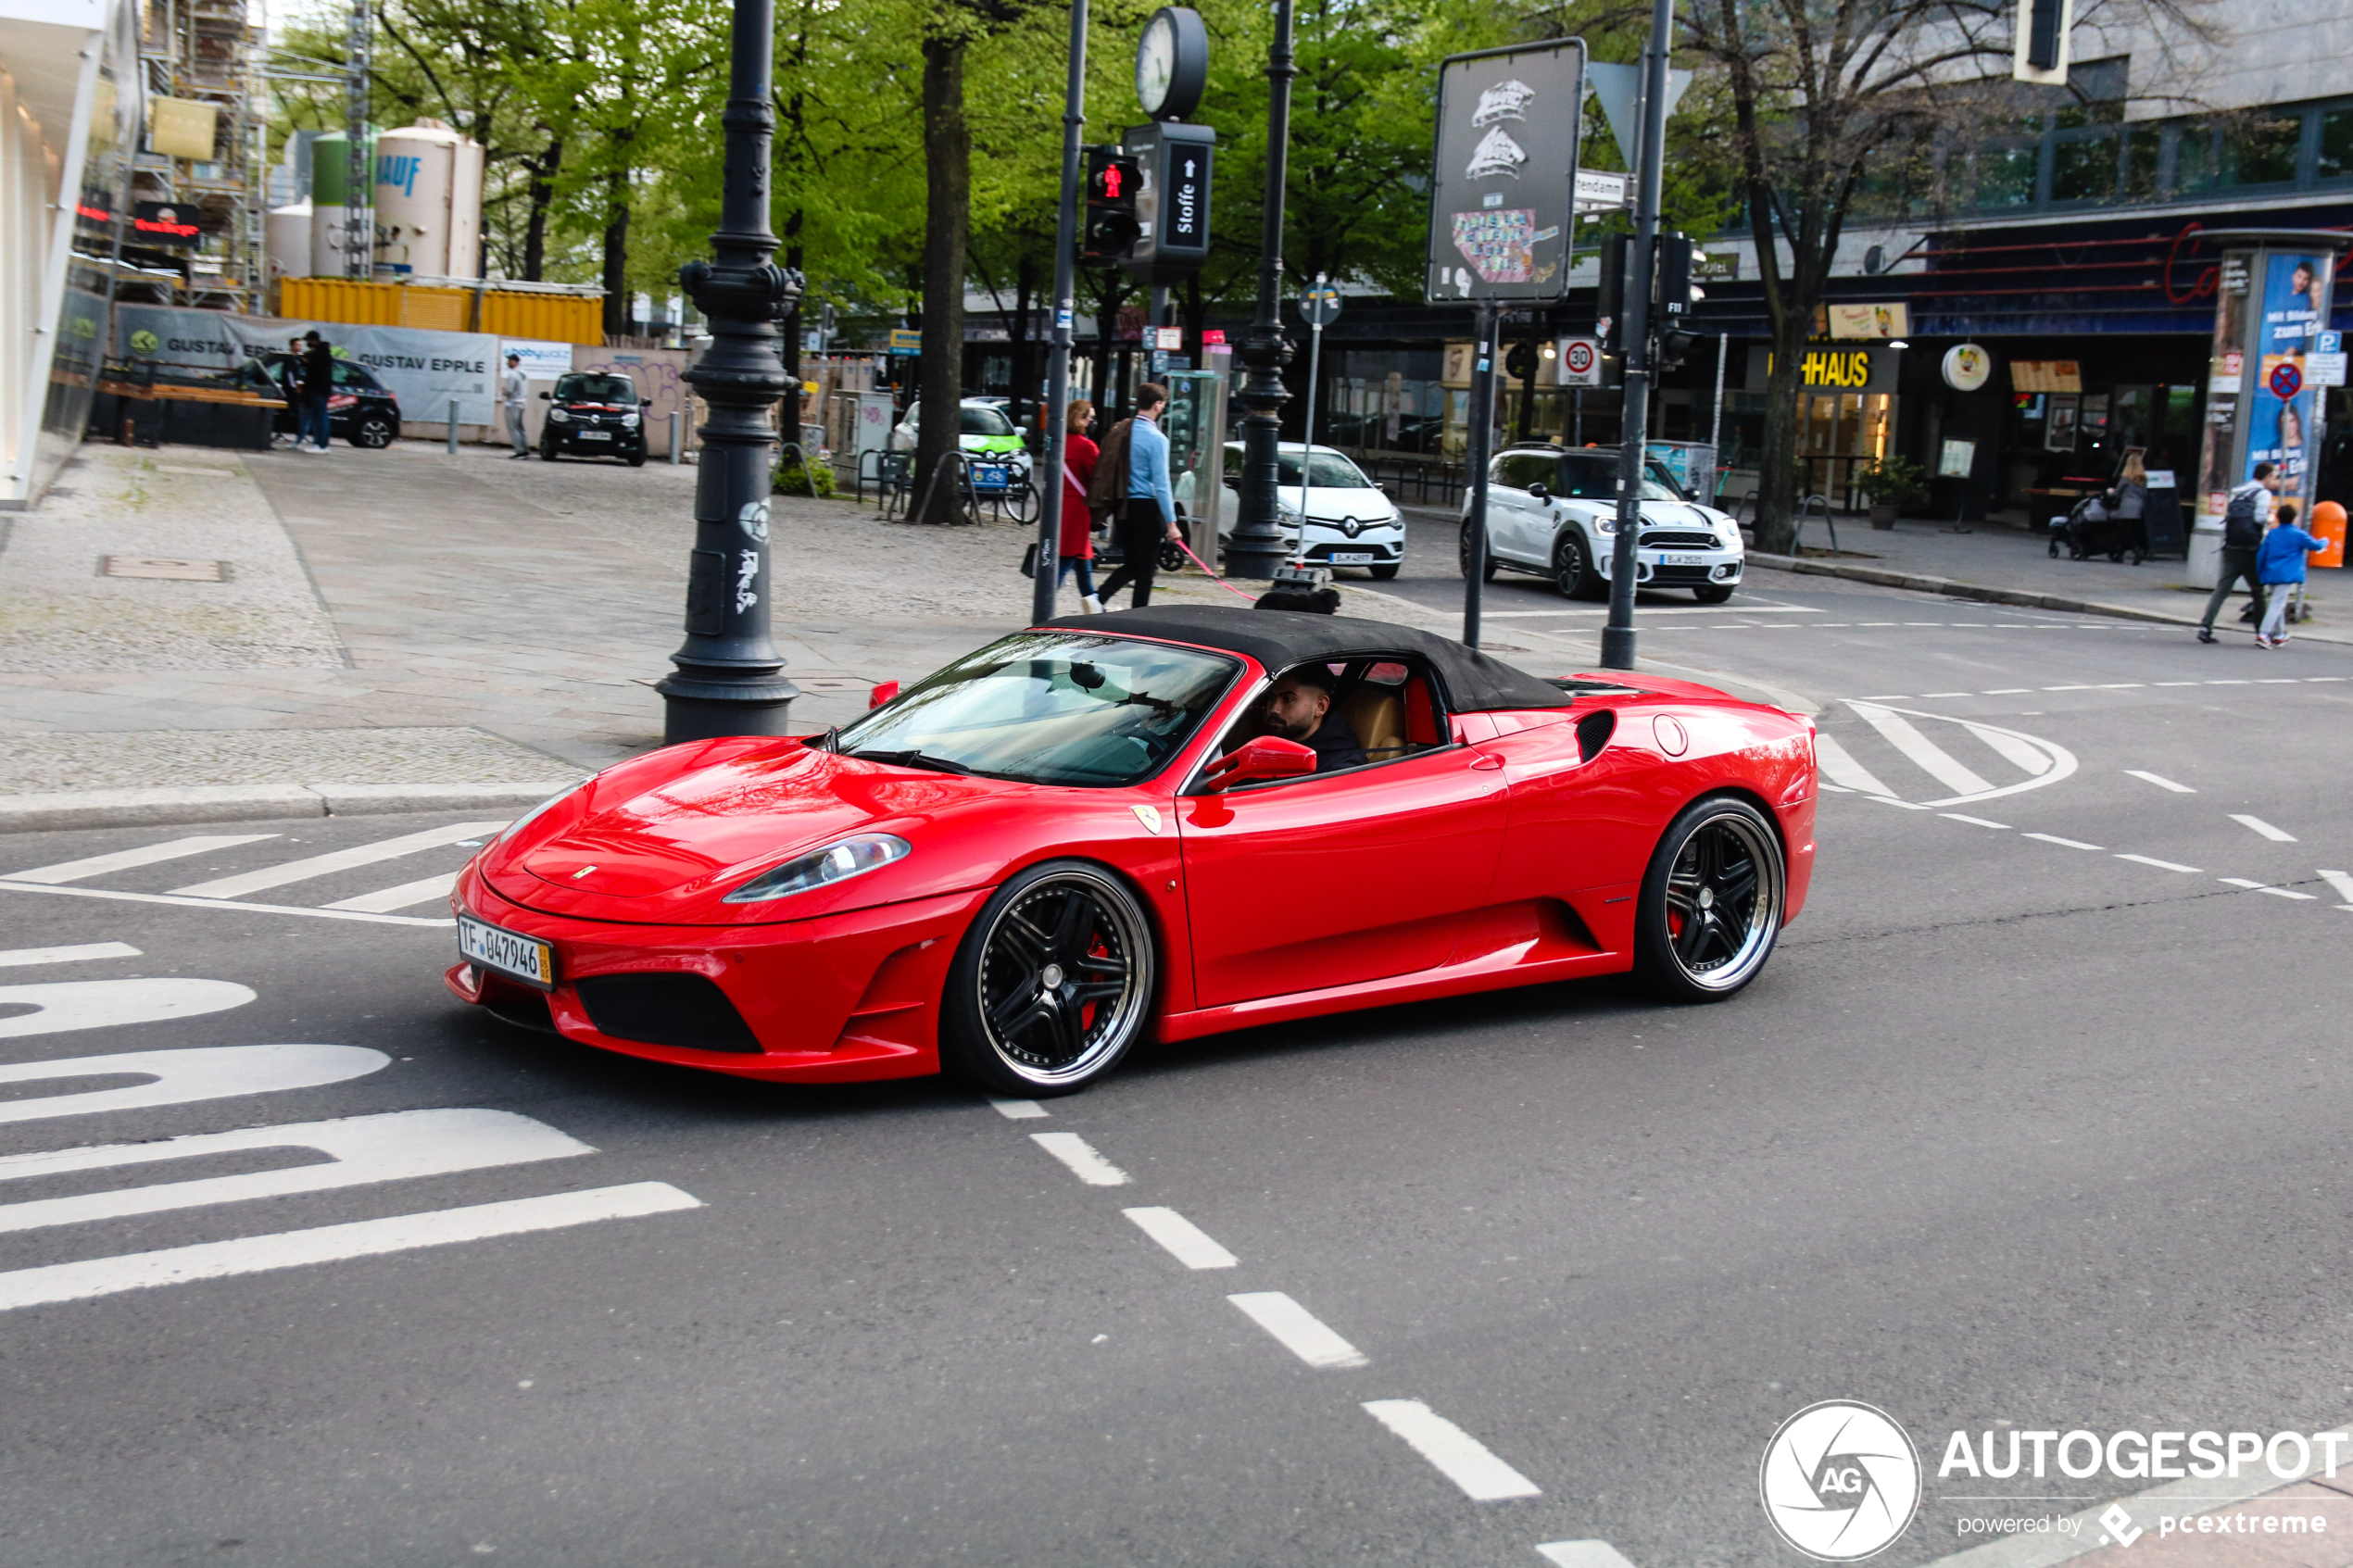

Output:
xmin=1338 ymin=686 xmax=1408 ymax=762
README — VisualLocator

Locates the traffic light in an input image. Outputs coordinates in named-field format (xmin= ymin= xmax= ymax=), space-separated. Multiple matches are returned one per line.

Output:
xmin=1119 ymin=122 xmax=1216 ymax=284
xmin=1657 ymin=233 xmax=1694 ymax=320
xmin=1656 ymin=331 xmax=1699 ymax=370
xmin=1081 ymin=147 xmax=1142 ymax=266
xmin=1596 ymin=233 xmax=1630 ymax=354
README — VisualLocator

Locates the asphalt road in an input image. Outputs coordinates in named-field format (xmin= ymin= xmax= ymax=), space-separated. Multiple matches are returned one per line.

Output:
xmin=4 ymin=546 xmax=2350 ymax=1568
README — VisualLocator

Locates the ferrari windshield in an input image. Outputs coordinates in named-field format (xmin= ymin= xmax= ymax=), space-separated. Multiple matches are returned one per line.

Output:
xmin=835 ymin=633 xmax=1239 ymax=786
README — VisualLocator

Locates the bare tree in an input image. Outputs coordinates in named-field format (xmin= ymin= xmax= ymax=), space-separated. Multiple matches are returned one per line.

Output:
xmin=1680 ymin=0 xmax=2216 ymax=550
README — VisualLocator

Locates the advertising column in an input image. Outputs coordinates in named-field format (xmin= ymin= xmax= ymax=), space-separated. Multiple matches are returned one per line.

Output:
xmin=2191 ymin=239 xmax=2338 ymax=582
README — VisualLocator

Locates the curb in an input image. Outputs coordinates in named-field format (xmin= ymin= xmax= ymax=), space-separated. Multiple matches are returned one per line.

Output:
xmin=1746 ymin=551 xmax=2353 ymax=643
xmin=0 ymin=779 xmax=581 ymax=835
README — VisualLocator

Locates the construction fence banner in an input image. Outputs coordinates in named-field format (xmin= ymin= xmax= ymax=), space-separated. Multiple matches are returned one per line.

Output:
xmin=115 ymin=305 xmax=501 ymax=425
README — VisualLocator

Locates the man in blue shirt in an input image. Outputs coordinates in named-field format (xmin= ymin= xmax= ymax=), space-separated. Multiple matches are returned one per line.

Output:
xmin=1094 ymin=383 xmax=1183 ymax=608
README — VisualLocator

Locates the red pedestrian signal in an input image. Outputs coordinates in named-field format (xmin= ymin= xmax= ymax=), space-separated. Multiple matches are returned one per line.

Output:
xmin=1081 ymin=148 xmax=1142 ymax=267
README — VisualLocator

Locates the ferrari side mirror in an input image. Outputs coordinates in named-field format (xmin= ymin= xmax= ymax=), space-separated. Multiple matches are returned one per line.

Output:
xmin=1200 ymin=735 xmax=1316 ymax=793
xmin=868 ymin=681 xmax=901 ymax=709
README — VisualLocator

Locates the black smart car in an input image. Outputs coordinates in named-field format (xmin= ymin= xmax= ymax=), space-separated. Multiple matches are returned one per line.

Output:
xmin=245 ymin=352 xmax=403 ymax=448
xmin=539 ymin=372 xmax=649 ymax=465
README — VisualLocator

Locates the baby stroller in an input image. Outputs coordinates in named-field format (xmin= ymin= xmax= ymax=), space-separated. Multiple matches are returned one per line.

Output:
xmin=2048 ymin=491 xmax=2145 ymax=564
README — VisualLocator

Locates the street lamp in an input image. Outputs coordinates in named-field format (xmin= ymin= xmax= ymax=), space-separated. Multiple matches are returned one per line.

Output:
xmin=657 ymin=0 xmax=806 ymax=743
xmin=1223 ymin=0 xmax=1296 ymax=583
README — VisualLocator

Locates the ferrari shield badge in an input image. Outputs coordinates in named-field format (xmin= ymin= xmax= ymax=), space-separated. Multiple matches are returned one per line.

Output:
xmin=1130 ymin=804 xmax=1164 ymax=834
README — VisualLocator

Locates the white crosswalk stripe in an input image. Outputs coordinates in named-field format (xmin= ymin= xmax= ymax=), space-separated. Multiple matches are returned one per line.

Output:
xmin=170 ymin=822 xmax=504 ymax=899
xmin=1812 ymin=734 xmax=1894 ymax=797
xmin=1846 ymin=704 xmax=1994 ymax=797
xmin=322 ymin=870 xmax=460 ymax=913
xmin=1824 ymin=702 xmax=2077 ymax=808
xmin=6 ymin=834 xmax=279 ymax=885
xmin=0 ymin=942 xmax=141 ymax=968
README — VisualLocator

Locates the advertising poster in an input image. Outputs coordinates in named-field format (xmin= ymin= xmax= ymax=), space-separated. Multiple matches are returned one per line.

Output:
xmin=117 ymin=305 xmax=500 ymax=424
xmin=2246 ymin=252 xmax=2331 ymax=515
xmin=1426 ymin=41 xmax=1583 ymax=303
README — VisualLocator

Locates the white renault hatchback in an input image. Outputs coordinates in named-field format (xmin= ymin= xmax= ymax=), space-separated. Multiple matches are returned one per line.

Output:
xmin=1461 ymin=444 xmax=1745 ymax=603
xmin=1208 ymin=442 xmax=1406 ymax=579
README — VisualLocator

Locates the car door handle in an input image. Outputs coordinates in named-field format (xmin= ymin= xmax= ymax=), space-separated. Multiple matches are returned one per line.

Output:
xmin=1468 ymin=752 xmax=1504 ymax=771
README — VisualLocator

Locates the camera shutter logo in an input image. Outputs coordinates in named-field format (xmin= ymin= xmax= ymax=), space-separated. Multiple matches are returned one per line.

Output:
xmin=1759 ymin=1400 xmax=1921 ymax=1561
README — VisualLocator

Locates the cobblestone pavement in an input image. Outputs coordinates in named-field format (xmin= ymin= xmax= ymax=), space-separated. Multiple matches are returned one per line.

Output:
xmin=0 ymin=724 xmax=574 ymax=793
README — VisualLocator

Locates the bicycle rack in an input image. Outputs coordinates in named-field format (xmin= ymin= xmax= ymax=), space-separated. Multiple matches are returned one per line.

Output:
xmin=774 ymin=442 xmax=824 ymax=501
xmin=1793 ymin=493 xmax=1840 ymax=558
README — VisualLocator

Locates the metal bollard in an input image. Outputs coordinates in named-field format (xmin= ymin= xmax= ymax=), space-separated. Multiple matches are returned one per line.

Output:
xmin=668 ymin=410 xmax=683 ymax=465
xmin=447 ymin=398 xmax=459 ymax=454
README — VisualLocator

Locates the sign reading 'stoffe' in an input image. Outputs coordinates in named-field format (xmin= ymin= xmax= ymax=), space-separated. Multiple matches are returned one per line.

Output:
xmin=1426 ymin=40 xmax=1584 ymax=303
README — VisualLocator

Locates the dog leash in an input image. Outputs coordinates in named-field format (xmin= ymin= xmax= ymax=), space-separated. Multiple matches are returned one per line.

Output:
xmin=1176 ymin=537 xmax=1263 ymax=603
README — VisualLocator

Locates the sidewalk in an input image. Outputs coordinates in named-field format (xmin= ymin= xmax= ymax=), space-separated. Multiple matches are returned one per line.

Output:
xmin=1750 ymin=513 xmax=2348 ymax=646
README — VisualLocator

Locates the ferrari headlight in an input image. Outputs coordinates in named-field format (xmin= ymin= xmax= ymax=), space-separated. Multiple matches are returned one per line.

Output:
xmin=724 ymin=834 xmax=910 ymax=904
xmin=548 ymin=407 xmax=571 ymax=422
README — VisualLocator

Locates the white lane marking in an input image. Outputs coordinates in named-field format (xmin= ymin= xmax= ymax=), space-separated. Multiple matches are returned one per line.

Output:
xmin=0 ymin=1183 xmax=700 ymax=1312
xmin=0 ymin=878 xmax=453 ymax=928
xmin=0 ymin=942 xmax=141 ymax=968
xmin=1939 ymin=814 xmax=2010 ymax=829
xmin=1846 ymin=704 xmax=1995 ymax=797
xmin=1124 ymin=1207 xmax=1238 ymax=1270
xmin=2153 ymin=681 xmax=2200 ymax=686
xmin=2042 ymin=684 xmax=2094 ymax=691
xmin=1228 ymin=1291 xmax=1366 ymax=1368
xmin=1029 ymin=1132 xmax=1129 ymax=1185
xmin=1982 ymin=687 xmax=2032 ymax=694
xmin=2310 ymin=676 xmax=2347 ymax=683
xmin=0 ymin=1045 xmax=388 ymax=1125
xmin=2116 ymin=854 xmax=2202 ymax=873
xmin=6 ymin=834 xmax=280 ymax=885
xmin=321 ymin=870 xmax=459 ymax=913
xmin=1869 ymin=797 xmax=1932 ymax=810
xmin=2022 ymin=833 xmax=2104 ymax=851
xmin=0 ymin=1110 xmax=592 ymax=1235
xmin=1362 ymin=1399 xmax=1541 ymax=1499
xmin=1920 ymin=691 xmax=1971 ymax=697
xmin=2093 ymin=683 xmax=2144 ymax=689
xmin=2230 ymin=813 xmax=2297 ymax=843
xmin=2319 ymin=871 xmax=2353 ymax=902
xmin=2260 ymin=886 xmax=2318 ymax=900
xmin=0 ymin=978 xmax=255 ymax=1041
xmin=1538 ymin=1544 xmax=1641 ymax=1568
xmin=170 ymin=822 xmax=504 ymax=899
xmin=1812 ymin=734 xmax=1894 ymax=797
xmin=2219 ymin=877 xmax=2268 ymax=889
xmin=1817 ymin=781 xmax=1854 ymax=793
xmin=987 ymin=1098 xmax=1050 ymax=1119
xmin=1960 ymin=722 xmax=2052 ymax=776
xmin=2125 ymin=770 xmax=2196 ymax=792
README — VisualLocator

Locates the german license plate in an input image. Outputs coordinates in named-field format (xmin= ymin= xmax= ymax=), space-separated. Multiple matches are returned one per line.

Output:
xmin=458 ymin=914 xmax=556 ymax=989
xmin=1329 ymin=550 xmax=1375 ymax=563
xmin=1662 ymin=552 xmax=1705 ymax=566
xmin=578 ymin=429 xmax=610 ymax=440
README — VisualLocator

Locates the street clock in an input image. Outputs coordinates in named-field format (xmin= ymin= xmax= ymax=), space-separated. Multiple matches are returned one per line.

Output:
xmin=1136 ymin=6 xmax=1208 ymax=121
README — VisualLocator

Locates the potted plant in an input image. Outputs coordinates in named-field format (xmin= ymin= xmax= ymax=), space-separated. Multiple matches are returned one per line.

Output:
xmin=1852 ymin=456 xmax=1925 ymax=529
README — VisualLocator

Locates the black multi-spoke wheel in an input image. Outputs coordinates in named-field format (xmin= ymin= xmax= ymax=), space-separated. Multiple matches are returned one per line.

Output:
xmin=941 ymin=860 xmax=1154 ymax=1095
xmin=1633 ymin=796 xmax=1785 ymax=1002
xmin=1554 ymin=531 xmax=1606 ymax=599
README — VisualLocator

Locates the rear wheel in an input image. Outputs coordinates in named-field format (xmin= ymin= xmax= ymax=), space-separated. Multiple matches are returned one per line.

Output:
xmin=351 ymin=413 xmax=396 ymax=449
xmin=1633 ymin=795 xmax=1785 ymax=1003
xmin=1459 ymin=522 xmax=1497 ymax=582
xmin=940 ymin=860 xmax=1155 ymax=1096
xmin=1554 ymin=530 xmax=1606 ymax=600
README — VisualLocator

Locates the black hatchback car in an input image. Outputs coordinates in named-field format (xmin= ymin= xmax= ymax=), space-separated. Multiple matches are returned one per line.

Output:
xmin=234 ymin=353 xmax=403 ymax=448
xmin=539 ymin=372 xmax=648 ymax=465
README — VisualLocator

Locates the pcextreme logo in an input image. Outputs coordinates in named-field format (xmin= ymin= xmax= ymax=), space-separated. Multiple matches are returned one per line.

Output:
xmin=1760 ymin=1400 xmax=1923 ymax=1561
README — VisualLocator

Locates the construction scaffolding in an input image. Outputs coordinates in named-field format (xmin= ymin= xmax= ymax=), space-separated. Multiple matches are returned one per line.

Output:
xmin=131 ymin=0 xmax=263 ymax=310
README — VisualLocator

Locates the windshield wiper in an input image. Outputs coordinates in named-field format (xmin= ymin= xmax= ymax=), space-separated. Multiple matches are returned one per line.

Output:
xmin=846 ymin=747 xmax=973 ymax=775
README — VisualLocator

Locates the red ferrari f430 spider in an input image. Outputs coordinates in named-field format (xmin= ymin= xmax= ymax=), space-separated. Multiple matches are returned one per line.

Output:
xmin=447 ymin=607 xmax=1817 ymax=1095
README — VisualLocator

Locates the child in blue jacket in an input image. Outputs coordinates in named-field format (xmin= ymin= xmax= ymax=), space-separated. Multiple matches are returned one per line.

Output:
xmin=2257 ymin=502 xmax=2328 ymax=647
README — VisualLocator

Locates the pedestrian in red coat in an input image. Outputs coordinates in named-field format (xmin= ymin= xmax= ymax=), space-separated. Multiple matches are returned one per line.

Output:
xmin=1059 ymin=399 xmax=1103 ymax=612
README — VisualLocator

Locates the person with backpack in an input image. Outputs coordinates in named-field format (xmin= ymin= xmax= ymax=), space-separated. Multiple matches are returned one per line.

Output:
xmin=2255 ymin=500 xmax=2328 ymax=648
xmin=1088 ymin=383 xmax=1182 ymax=609
xmin=2197 ymin=462 xmax=2278 ymax=643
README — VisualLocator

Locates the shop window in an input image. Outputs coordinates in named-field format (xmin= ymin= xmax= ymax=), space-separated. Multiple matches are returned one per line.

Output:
xmin=2052 ymin=131 xmax=2116 ymax=202
xmin=2174 ymin=125 xmax=2219 ymax=194
xmin=1972 ymin=144 xmax=2039 ymax=208
xmin=2318 ymin=108 xmax=2353 ymax=180
xmin=2221 ymin=114 xmax=2301 ymax=186
xmin=2121 ymin=125 xmax=2162 ymax=200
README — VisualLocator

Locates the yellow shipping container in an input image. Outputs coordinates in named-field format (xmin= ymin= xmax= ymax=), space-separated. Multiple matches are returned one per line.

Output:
xmin=279 ymin=278 xmax=603 ymax=345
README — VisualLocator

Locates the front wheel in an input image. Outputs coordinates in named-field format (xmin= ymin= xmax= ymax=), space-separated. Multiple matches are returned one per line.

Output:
xmin=1554 ymin=531 xmax=1606 ymax=600
xmin=540 ymin=443 xmax=560 ymax=462
xmin=1633 ymin=795 xmax=1785 ymax=1003
xmin=940 ymin=860 xmax=1157 ymax=1096
xmin=1368 ymin=562 xmax=1400 ymax=581
xmin=350 ymin=414 xmax=396 ymax=449
xmin=1693 ymin=583 xmax=1735 ymax=605
xmin=626 ymin=447 xmax=647 ymax=468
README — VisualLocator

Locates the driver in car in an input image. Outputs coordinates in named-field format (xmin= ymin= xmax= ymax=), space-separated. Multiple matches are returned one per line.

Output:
xmin=1245 ymin=666 xmax=1366 ymax=771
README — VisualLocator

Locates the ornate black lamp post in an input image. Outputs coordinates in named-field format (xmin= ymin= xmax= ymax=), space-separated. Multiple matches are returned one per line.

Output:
xmin=1222 ymin=0 xmax=1297 ymax=583
xmin=657 ymin=0 xmax=806 ymax=743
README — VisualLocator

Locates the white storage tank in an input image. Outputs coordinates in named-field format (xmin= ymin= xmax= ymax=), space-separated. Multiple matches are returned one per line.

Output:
xmin=372 ymin=119 xmax=485 ymax=280
xmin=266 ymin=201 xmax=313 ymax=283
xmin=308 ymin=129 xmax=373 ymax=276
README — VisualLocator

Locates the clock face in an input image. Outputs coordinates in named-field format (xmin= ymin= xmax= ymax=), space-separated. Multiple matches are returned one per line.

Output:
xmin=1137 ymin=15 xmax=1176 ymax=115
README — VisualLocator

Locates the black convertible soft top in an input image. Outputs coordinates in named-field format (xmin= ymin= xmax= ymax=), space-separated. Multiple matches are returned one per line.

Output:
xmin=1036 ymin=605 xmax=1579 ymax=713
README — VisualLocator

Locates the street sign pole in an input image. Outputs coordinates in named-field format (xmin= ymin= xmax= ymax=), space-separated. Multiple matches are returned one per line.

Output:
xmin=1463 ymin=302 xmax=1497 ymax=647
xmin=1601 ymin=0 xmax=1672 ymax=672
xmin=1033 ymin=0 xmax=1089 ymax=623
xmin=1295 ymin=276 xmax=1340 ymax=563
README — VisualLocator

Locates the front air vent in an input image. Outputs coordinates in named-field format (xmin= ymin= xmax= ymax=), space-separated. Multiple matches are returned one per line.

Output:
xmin=575 ymin=973 xmax=762 ymax=1053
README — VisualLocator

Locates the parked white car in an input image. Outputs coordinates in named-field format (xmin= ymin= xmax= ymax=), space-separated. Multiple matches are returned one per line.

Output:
xmin=1462 ymin=444 xmax=1745 ymax=603
xmin=1204 ymin=442 xmax=1405 ymax=579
